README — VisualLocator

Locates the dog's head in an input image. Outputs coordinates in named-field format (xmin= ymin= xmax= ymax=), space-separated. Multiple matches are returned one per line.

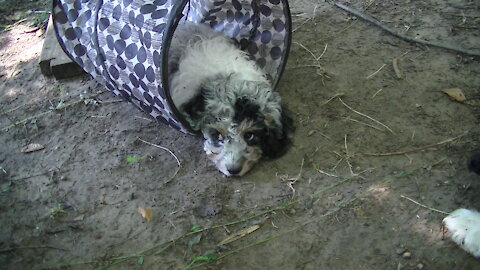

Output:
xmin=181 ymin=76 xmax=294 ymax=176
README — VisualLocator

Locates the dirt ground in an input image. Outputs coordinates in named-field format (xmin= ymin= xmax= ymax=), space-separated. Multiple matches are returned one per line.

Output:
xmin=1 ymin=0 xmax=479 ymax=269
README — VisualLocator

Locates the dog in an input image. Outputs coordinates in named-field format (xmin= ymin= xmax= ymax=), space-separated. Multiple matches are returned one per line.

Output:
xmin=167 ymin=23 xmax=293 ymax=176
xmin=442 ymin=153 xmax=480 ymax=259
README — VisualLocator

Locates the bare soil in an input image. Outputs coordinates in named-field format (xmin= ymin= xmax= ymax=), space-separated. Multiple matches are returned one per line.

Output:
xmin=1 ymin=0 xmax=479 ymax=269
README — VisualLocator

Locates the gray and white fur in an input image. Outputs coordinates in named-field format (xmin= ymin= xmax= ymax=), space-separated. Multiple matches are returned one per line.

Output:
xmin=168 ymin=23 xmax=293 ymax=176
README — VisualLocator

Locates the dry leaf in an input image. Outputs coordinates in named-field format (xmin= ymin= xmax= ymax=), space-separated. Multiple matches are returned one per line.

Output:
xmin=442 ymin=88 xmax=466 ymax=102
xmin=138 ymin=207 xmax=153 ymax=223
xmin=217 ymin=225 xmax=260 ymax=246
xmin=21 ymin=143 xmax=45 ymax=153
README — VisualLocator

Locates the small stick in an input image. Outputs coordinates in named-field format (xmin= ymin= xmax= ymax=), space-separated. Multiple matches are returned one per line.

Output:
xmin=404 ymin=153 xmax=413 ymax=164
xmin=344 ymin=135 xmax=350 ymax=157
xmin=293 ymin=4 xmax=318 ymax=32
xmin=322 ymin=93 xmax=345 ymax=105
xmin=99 ymin=99 xmax=123 ymax=104
xmin=338 ymin=97 xmax=395 ymax=134
xmin=23 ymin=25 xmax=42 ymax=33
xmin=344 ymin=135 xmax=355 ymax=175
xmin=392 ymin=58 xmax=403 ymax=79
xmin=137 ymin=138 xmax=180 ymax=167
xmin=400 ymin=195 xmax=449 ymax=215
xmin=315 ymin=167 xmax=338 ymax=178
xmin=292 ymin=17 xmax=312 ymax=32
xmin=317 ymin=43 xmax=328 ymax=60
xmin=312 ymin=164 xmax=338 ymax=178
xmin=289 ymin=64 xmax=323 ymax=69
xmin=134 ymin=116 xmax=154 ymax=122
xmin=371 ymin=88 xmax=383 ymax=98
xmin=363 ymin=131 xmax=467 ymax=156
xmin=312 ymin=5 xmax=319 ymax=22
xmin=293 ymin=41 xmax=320 ymax=61
xmin=334 ymin=2 xmax=480 ymax=57
xmin=137 ymin=138 xmax=181 ymax=182
xmin=168 ymin=219 xmax=176 ymax=229
xmin=365 ymin=64 xmax=386 ymax=79
xmin=345 ymin=117 xmax=384 ymax=131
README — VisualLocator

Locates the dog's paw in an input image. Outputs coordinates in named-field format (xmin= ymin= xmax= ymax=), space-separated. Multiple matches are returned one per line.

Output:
xmin=443 ymin=208 xmax=480 ymax=258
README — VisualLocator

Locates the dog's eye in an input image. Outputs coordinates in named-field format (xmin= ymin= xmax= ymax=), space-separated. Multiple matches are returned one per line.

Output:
xmin=244 ymin=132 xmax=258 ymax=144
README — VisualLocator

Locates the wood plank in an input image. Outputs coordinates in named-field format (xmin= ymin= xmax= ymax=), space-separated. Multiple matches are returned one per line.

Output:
xmin=39 ymin=15 xmax=85 ymax=79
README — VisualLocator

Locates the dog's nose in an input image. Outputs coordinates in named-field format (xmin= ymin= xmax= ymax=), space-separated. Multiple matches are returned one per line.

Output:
xmin=227 ymin=166 xmax=242 ymax=176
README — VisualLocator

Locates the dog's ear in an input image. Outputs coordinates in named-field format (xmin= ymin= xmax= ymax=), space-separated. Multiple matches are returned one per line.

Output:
xmin=180 ymin=88 xmax=207 ymax=130
xmin=261 ymin=106 xmax=295 ymax=159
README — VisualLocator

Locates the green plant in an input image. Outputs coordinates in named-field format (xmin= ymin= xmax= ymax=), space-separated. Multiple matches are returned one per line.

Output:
xmin=49 ymin=204 xmax=65 ymax=219
xmin=126 ymin=156 xmax=149 ymax=164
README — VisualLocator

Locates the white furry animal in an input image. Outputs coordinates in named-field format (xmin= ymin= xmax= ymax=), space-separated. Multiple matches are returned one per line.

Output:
xmin=443 ymin=208 xmax=480 ymax=258
xmin=167 ymin=23 xmax=293 ymax=176
xmin=442 ymin=153 xmax=480 ymax=259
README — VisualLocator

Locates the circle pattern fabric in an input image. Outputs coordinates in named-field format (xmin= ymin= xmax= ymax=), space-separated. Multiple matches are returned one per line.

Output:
xmin=52 ymin=0 xmax=291 ymax=133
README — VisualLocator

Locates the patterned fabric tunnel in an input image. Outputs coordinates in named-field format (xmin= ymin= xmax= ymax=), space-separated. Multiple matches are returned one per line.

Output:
xmin=52 ymin=0 xmax=292 ymax=134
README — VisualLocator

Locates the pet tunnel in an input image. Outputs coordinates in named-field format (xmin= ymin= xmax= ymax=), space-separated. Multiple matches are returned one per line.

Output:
xmin=52 ymin=0 xmax=292 ymax=134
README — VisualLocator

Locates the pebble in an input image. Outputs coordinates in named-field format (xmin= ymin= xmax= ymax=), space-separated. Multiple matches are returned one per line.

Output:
xmin=402 ymin=251 xmax=412 ymax=259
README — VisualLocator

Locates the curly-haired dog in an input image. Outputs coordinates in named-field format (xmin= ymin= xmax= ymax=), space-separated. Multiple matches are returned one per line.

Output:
xmin=442 ymin=153 xmax=480 ymax=259
xmin=168 ymin=23 xmax=293 ymax=176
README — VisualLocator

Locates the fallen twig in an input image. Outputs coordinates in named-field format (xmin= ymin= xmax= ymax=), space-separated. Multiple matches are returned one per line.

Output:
xmin=334 ymin=2 xmax=480 ymax=57
xmin=363 ymin=131 xmax=467 ymax=156
xmin=137 ymin=137 xmax=181 ymax=181
xmin=292 ymin=5 xmax=318 ymax=32
xmin=345 ymin=117 xmax=384 ymax=131
xmin=400 ymin=195 xmax=449 ymax=215
xmin=344 ymin=135 xmax=355 ymax=175
xmin=365 ymin=64 xmax=386 ymax=79
xmin=314 ymin=164 xmax=338 ymax=178
xmin=392 ymin=58 xmax=402 ymax=79
xmin=292 ymin=17 xmax=312 ymax=32
xmin=338 ymin=97 xmax=395 ymax=134
xmin=217 ymin=225 xmax=260 ymax=246
xmin=371 ymin=88 xmax=383 ymax=98
xmin=137 ymin=138 xmax=180 ymax=167
xmin=293 ymin=41 xmax=321 ymax=61
xmin=317 ymin=43 xmax=328 ymax=60
xmin=322 ymin=92 xmax=345 ymax=105
xmin=134 ymin=116 xmax=154 ymax=122
xmin=23 ymin=25 xmax=43 ymax=33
